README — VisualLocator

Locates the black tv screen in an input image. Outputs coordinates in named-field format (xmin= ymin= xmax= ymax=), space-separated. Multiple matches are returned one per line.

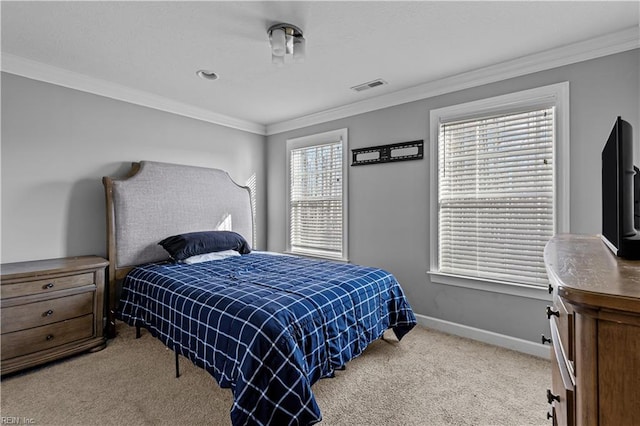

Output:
xmin=601 ymin=116 xmax=640 ymax=259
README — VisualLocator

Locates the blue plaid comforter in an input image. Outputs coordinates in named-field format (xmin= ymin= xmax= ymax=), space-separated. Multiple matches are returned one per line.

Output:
xmin=117 ymin=253 xmax=416 ymax=425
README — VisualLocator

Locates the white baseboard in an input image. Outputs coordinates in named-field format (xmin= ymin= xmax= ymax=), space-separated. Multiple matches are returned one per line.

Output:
xmin=414 ymin=313 xmax=551 ymax=359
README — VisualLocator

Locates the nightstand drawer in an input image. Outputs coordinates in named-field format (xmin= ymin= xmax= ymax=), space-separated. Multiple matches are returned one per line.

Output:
xmin=0 ymin=314 xmax=94 ymax=360
xmin=1 ymin=292 xmax=94 ymax=333
xmin=1 ymin=272 xmax=94 ymax=299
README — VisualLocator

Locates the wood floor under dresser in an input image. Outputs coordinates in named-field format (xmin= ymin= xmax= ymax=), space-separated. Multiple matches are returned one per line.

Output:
xmin=1 ymin=256 xmax=108 ymax=375
xmin=544 ymin=235 xmax=640 ymax=426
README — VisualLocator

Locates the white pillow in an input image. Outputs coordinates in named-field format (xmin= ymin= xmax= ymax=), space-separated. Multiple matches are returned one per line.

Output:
xmin=183 ymin=249 xmax=241 ymax=264
xmin=252 ymin=250 xmax=294 ymax=257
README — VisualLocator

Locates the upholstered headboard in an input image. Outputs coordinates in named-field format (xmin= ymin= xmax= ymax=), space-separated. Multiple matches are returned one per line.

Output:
xmin=102 ymin=160 xmax=253 ymax=336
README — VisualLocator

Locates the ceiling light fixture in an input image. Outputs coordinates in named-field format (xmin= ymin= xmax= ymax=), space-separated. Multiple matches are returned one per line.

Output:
xmin=268 ymin=23 xmax=305 ymax=66
xmin=196 ymin=70 xmax=219 ymax=80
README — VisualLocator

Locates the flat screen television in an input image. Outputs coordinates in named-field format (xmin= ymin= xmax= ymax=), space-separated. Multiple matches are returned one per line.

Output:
xmin=601 ymin=116 xmax=640 ymax=259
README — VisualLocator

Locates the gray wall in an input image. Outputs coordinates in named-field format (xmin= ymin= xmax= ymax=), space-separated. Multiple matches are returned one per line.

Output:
xmin=266 ymin=49 xmax=640 ymax=343
xmin=1 ymin=73 xmax=266 ymax=263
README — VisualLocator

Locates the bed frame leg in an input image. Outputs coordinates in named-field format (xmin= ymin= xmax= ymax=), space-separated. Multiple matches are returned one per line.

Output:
xmin=175 ymin=352 xmax=180 ymax=378
xmin=135 ymin=326 xmax=141 ymax=339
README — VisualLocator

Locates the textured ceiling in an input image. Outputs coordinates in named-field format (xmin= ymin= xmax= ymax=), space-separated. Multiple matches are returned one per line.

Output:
xmin=2 ymin=1 xmax=639 ymax=128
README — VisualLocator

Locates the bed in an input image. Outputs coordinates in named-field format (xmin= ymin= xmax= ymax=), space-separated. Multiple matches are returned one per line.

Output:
xmin=103 ymin=161 xmax=416 ymax=426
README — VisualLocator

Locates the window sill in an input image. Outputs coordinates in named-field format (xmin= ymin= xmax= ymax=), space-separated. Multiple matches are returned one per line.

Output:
xmin=427 ymin=271 xmax=552 ymax=301
xmin=285 ymin=251 xmax=349 ymax=263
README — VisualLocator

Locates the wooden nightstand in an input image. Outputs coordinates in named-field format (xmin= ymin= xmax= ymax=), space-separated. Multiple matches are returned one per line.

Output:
xmin=1 ymin=256 xmax=108 ymax=375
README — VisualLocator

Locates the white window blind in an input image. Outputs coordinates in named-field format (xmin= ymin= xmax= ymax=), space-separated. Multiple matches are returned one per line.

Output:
xmin=289 ymin=141 xmax=343 ymax=258
xmin=438 ymin=107 xmax=555 ymax=287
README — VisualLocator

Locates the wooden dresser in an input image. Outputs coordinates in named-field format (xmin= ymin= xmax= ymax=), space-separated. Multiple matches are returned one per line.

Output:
xmin=543 ymin=235 xmax=640 ymax=426
xmin=1 ymin=256 xmax=108 ymax=375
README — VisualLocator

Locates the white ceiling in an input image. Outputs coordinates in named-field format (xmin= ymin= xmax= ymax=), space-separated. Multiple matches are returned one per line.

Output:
xmin=2 ymin=1 xmax=639 ymax=133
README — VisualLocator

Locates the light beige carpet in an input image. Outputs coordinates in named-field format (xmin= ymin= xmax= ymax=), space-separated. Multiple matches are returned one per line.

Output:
xmin=1 ymin=324 xmax=550 ymax=425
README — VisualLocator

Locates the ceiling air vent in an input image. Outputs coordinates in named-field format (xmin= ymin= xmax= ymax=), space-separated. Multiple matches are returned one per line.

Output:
xmin=350 ymin=79 xmax=388 ymax=92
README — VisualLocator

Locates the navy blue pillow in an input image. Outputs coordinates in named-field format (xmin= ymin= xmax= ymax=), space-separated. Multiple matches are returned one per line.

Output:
xmin=158 ymin=230 xmax=251 ymax=261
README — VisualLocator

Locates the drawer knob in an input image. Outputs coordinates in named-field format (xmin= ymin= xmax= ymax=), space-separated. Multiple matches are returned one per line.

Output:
xmin=546 ymin=306 xmax=560 ymax=319
xmin=43 ymin=309 xmax=54 ymax=317
xmin=547 ymin=411 xmax=554 ymax=420
xmin=45 ymin=334 xmax=54 ymax=341
xmin=548 ymin=283 xmax=553 ymax=294
xmin=546 ymin=389 xmax=560 ymax=404
xmin=541 ymin=334 xmax=552 ymax=345
xmin=43 ymin=283 xmax=55 ymax=290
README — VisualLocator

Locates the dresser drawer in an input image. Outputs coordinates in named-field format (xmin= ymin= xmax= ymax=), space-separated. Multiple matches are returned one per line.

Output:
xmin=550 ymin=297 xmax=573 ymax=364
xmin=0 ymin=314 xmax=94 ymax=360
xmin=1 ymin=272 xmax=95 ymax=299
xmin=1 ymin=292 xmax=94 ymax=334
xmin=550 ymin=349 xmax=575 ymax=426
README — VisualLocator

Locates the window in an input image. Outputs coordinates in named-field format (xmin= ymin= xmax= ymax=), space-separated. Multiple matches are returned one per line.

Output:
xmin=429 ymin=83 xmax=569 ymax=297
xmin=286 ymin=128 xmax=348 ymax=260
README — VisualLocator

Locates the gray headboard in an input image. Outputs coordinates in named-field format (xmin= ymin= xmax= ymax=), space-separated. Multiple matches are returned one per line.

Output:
xmin=102 ymin=160 xmax=253 ymax=336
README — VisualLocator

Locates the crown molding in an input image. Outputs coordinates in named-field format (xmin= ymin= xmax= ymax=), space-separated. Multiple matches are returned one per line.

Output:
xmin=266 ymin=26 xmax=640 ymax=135
xmin=2 ymin=26 xmax=638 ymax=137
xmin=0 ymin=53 xmax=267 ymax=135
